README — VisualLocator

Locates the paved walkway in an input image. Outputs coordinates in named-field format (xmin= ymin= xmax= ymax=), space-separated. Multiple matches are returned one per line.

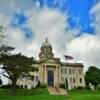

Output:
xmin=47 ymin=86 xmax=67 ymax=95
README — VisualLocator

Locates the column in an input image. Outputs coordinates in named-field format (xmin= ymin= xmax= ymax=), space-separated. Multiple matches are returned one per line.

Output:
xmin=44 ymin=65 xmax=47 ymax=84
xmin=58 ymin=66 xmax=59 ymax=85
xmin=55 ymin=66 xmax=58 ymax=86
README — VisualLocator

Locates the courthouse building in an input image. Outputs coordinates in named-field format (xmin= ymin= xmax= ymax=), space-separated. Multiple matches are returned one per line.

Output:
xmin=17 ymin=38 xmax=85 ymax=90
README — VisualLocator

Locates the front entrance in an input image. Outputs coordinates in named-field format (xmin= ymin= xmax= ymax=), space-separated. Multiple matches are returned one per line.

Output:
xmin=47 ymin=70 xmax=54 ymax=86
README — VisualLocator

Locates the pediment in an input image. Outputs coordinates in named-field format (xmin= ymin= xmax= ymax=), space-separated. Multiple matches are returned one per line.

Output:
xmin=41 ymin=58 xmax=61 ymax=64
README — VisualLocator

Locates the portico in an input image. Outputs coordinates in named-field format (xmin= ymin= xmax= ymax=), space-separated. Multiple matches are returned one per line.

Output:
xmin=39 ymin=59 xmax=61 ymax=86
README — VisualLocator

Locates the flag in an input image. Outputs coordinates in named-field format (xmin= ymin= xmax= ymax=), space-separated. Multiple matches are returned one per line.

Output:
xmin=64 ymin=55 xmax=73 ymax=60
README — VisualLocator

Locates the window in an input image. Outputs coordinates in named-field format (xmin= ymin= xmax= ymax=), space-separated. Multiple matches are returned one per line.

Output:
xmin=61 ymin=68 xmax=63 ymax=74
xmin=36 ymin=76 xmax=38 ymax=82
xmin=72 ymin=69 xmax=74 ymax=74
xmin=69 ymin=69 xmax=71 ymax=74
xmin=20 ymin=85 xmax=23 ymax=88
xmin=73 ymin=78 xmax=75 ymax=83
xmin=80 ymin=78 xmax=82 ymax=83
xmin=70 ymin=78 xmax=72 ymax=83
xmin=65 ymin=68 xmax=67 ymax=74
xmin=79 ymin=69 xmax=81 ymax=74
xmin=61 ymin=77 xmax=64 ymax=82
xmin=25 ymin=85 xmax=27 ymax=89
xmin=35 ymin=67 xmax=38 ymax=72
xmin=32 ymin=76 xmax=34 ymax=81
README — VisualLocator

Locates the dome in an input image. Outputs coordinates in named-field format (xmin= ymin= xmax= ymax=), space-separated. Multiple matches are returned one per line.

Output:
xmin=41 ymin=38 xmax=52 ymax=47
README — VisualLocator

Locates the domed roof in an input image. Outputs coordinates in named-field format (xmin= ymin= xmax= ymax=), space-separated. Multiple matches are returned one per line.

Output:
xmin=41 ymin=38 xmax=52 ymax=47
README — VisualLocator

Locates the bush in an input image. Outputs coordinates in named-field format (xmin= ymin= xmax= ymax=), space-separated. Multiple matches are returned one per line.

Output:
xmin=76 ymin=86 xmax=84 ymax=90
xmin=0 ymin=79 xmax=2 ymax=85
xmin=85 ymin=86 xmax=91 ymax=90
xmin=40 ymin=84 xmax=47 ymax=88
xmin=96 ymin=85 xmax=100 ymax=90
xmin=36 ymin=81 xmax=47 ymax=89
xmin=59 ymin=83 xmax=65 ymax=89
xmin=36 ymin=81 xmax=41 ymax=88
xmin=0 ymin=84 xmax=19 ymax=89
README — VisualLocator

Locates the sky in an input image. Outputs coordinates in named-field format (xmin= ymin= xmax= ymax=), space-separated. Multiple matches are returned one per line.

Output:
xmin=0 ymin=0 xmax=100 ymax=84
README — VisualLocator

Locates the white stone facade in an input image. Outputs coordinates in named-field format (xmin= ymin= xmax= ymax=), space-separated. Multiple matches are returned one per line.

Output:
xmin=16 ymin=38 xmax=85 ymax=90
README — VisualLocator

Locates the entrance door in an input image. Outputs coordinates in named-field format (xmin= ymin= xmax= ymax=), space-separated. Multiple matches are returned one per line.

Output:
xmin=48 ymin=70 xmax=54 ymax=86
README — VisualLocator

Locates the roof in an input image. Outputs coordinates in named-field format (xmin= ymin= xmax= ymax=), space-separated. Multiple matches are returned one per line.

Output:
xmin=61 ymin=62 xmax=84 ymax=67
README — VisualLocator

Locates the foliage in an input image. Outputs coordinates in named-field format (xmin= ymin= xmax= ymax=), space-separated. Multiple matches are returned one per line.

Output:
xmin=36 ymin=80 xmax=41 ymax=88
xmin=96 ymin=85 xmax=100 ymax=90
xmin=85 ymin=66 xmax=100 ymax=88
xmin=76 ymin=86 xmax=84 ymax=90
xmin=0 ymin=79 xmax=2 ymax=85
xmin=40 ymin=84 xmax=47 ymax=88
xmin=35 ymin=81 xmax=47 ymax=89
xmin=0 ymin=44 xmax=35 ymax=95
xmin=0 ymin=45 xmax=14 ymax=55
xmin=84 ymin=86 xmax=91 ymax=90
xmin=59 ymin=83 xmax=65 ymax=89
xmin=0 ymin=84 xmax=19 ymax=89
xmin=0 ymin=53 xmax=35 ymax=95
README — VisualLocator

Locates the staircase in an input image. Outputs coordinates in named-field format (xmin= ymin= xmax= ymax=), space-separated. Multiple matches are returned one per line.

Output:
xmin=47 ymin=86 xmax=67 ymax=95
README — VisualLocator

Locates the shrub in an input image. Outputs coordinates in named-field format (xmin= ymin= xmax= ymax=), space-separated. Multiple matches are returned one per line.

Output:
xmin=85 ymin=86 xmax=91 ymax=90
xmin=36 ymin=81 xmax=47 ymax=89
xmin=96 ymin=85 xmax=100 ymax=90
xmin=40 ymin=84 xmax=47 ymax=88
xmin=76 ymin=86 xmax=84 ymax=90
xmin=59 ymin=83 xmax=65 ymax=89
xmin=36 ymin=80 xmax=41 ymax=88
xmin=0 ymin=84 xmax=19 ymax=89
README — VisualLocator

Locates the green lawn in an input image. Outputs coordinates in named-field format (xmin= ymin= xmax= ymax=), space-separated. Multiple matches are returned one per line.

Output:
xmin=0 ymin=88 xmax=100 ymax=100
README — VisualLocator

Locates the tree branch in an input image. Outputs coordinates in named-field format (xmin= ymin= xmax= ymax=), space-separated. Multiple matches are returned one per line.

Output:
xmin=3 ymin=74 xmax=10 ymax=79
xmin=0 ymin=71 xmax=5 ymax=74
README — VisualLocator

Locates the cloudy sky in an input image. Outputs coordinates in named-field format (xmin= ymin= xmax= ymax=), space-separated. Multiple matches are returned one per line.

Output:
xmin=0 ymin=0 xmax=100 ymax=83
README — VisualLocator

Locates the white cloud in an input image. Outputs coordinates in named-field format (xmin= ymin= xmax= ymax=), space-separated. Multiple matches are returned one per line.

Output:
xmin=27 ymin=6 xmax=78 ymax=59
xmin=90 ymin=1 xmax=100 ymax=36
xmin=0 ymin=5 xmax=77 ymax=84
xmin=66 ymin=34 xmax=100 ymax=70
xmin=66 ymin=2 xmax=100 ymax=69
xmin=0 ymin=5 xmax=74 ymax=60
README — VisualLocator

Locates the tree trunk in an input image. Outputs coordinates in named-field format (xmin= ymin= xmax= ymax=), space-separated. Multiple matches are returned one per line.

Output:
xmin=11 ymin=78 xmax=17 ymax=96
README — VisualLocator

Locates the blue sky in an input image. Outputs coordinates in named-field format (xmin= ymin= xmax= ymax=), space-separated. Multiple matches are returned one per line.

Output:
xmin=38 ymin=0 xmax=96 ymax=33
xmin=5 ymin=0 xmax=97 ymax=38
xmin=0 ymin=0 xmax=100 ymax=66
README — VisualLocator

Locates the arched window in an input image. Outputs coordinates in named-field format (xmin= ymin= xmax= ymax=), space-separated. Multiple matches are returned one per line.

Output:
xmin=73 ymin=78 xmax=75 ymax=83
xmin=80 ymin=78 xmax=82 ymax=83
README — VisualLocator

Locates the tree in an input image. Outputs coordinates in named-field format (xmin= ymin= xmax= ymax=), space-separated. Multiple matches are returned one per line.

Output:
xmin=0 ymin=78 xmax=2 ymax=85
xmin=0 ymin=25 xmax=35 ymax=95
xmin=85 ymin=66 xmax=100 ymax=88
xmin=0 ymin=53 xmax=35 ymax=95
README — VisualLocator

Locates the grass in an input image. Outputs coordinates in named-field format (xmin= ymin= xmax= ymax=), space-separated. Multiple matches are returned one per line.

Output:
xmin=0 ymin=88 xmax=100 ymax=100
xmin=67 ymin=90 xmax=100 ymax=100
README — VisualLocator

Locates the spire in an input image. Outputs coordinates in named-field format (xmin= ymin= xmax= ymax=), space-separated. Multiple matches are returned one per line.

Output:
xmin=41 ymin=37 xmax=52 ymax=47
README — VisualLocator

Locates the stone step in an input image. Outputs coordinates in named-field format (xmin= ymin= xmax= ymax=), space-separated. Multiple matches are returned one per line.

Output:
xmin=47 ymin=86 xmax=67 ymax=95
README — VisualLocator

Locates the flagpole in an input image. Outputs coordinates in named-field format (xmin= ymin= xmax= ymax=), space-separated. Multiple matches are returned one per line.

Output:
xmin=63 ymin=54 xmax=74 ymax=90
xmin=63 ymin=54 xmax=67 ymax=90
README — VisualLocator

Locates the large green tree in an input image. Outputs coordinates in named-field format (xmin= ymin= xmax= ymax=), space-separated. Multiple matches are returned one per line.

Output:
xmin=85 ymin=66 xmax=100 ymax=88
xmin=0 ymin=53 xmax=35 ymax=95
xmin=0 ymin=25 xmax=35 ymax=95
